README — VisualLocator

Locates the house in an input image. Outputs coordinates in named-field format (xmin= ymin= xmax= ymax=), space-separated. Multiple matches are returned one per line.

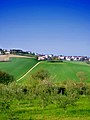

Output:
xmin=49 ymin=54 xmax=53 ymax=58
xmin=84 ymin=56 xmax=88 ymax=60
xmin=27 ymin=51 xmax=31 ymax=54
xmin=58 ymin=55 xmax=65 ymax=60
xmin=5 ymin=51 xmax=10 ymax=55
xmin=65 ymin=56 xmax=87 ymax=61
xmin=73 ymin=56 xmax=78 ymax=61
xmin=38 ymin=54 xmax=50 ymax=60
xmin=78 ymin=56 xmax=83 ymax=61
xmin=35 ymin=53 xmax=38 ymax=56
xmin=45 ymin=54 xmax=49 ymax=59
xmin=0 ymin=49 xmax=3 ymax=55
xmin=38 ymin=56 xmax=46 ymax=60
xmin=65 ymin=56 xmax=71 ymax=61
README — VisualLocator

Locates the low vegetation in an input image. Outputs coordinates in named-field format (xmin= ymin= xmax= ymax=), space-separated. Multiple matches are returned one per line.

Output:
xmin=0 ymin=69 xmax=90 ymax=119
xmin=0 ymin=71 xmax=14 ymax=85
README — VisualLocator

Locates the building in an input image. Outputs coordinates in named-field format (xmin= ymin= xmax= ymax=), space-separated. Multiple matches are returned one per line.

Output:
xmin=58 ymin=55 xmax=65 ymax=60
xmin=38 ymin=56 xmax=46 ymax=60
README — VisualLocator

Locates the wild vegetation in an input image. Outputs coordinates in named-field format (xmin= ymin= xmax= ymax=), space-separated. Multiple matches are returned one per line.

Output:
xmin=0 ymin=71 xmax=14 ymax=85
xmin=0 ymin=68 xmax=90 ymax=119
xmin=0 ymin=58 xmax=90 ymax=119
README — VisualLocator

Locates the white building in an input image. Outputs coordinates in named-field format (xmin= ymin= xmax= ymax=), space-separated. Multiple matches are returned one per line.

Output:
xmin=38 ymin=56 xmax=46 ymax=60
xmin=65 ymin=56 xmax=71 ymax=61
xmin=58 ymin=56 xmax=65 ymax=60
xmin=45 ymin=55 xmax=48 ymax=59
xmin=5 ymin=51 xmax=10 ymax=54
xmin=49 ymin=54 xmax=53 ymax=58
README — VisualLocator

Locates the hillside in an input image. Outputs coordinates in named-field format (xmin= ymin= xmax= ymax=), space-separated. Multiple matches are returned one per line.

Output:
xmin=0 ymin=57 xmax=38 ymax=80
xmin=22 ymin=61 xmax=90 ymax=83
xmin=0 ymin=59 xmax=90 ymax=120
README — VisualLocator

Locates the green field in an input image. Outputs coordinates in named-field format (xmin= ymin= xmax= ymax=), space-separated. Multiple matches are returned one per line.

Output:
xmin=0 ymin=59 xmax=90 ymax=120
xmin=0 ymin=58 xmax=90 ymax=83
xmin=23 ymin=61 xmax=90 ymax=83
xmin=0 ymin=58 xmax=90 ymax=82
xmin=0 ymin=57 xmax=38 ymax=80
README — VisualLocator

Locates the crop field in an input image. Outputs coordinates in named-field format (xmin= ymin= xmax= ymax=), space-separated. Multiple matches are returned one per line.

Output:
xmin=0 ymin=57 xmax=90 ymax=83
xmin=23 ymin=61 xmax=90 ymax=83
xmin=0 ymin=57 xmax=38 ymax=80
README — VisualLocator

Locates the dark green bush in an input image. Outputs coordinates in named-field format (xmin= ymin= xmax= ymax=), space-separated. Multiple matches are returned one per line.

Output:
xmin=0 ymin=71 xmax=15 ymax=85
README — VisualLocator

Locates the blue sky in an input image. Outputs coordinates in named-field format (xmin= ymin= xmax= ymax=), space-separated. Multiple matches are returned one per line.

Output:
xmin=0 ymin=0 xmax=90 ymax=56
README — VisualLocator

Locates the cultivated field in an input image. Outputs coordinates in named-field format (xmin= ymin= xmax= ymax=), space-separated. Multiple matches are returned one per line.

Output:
xmin=0 ymin=56 xmax=90 ymax=83
xmin=0 ymin=57 xmax=38 ymax=80
xmin=22 ymin=61 xmax=90 ymax=83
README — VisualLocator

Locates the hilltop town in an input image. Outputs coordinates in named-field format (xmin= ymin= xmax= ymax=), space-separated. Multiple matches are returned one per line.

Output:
xmin=0 ymin=48 xmax=90 ymax=62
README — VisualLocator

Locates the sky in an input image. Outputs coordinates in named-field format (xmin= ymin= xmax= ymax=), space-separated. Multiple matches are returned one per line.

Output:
xmin=0 ymin=0 xmax=90 ymax=56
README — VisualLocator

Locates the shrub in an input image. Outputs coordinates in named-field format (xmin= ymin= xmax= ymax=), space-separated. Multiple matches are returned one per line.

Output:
xmin=0 ymin=71 xmax=15 ymax=85
xmin=31 ymin=69 xmax=50 ymax=80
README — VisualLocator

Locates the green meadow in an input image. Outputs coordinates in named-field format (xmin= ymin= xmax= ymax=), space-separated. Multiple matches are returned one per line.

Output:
xmin=22 ymin=61 xmax=90 ymax=83
xmin=0 ymin=57 xmax=38 ymax=80
xmin=0 ymin=58 xmax=90 ymax=83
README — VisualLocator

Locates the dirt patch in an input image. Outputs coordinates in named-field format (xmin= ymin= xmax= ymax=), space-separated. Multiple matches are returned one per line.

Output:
xmin=0 ymin=54 xmax=34 ymax=61
xmin=0 ymin=55 xmax=10 ymax=61
xmin=8 ymin=54 xmax=34 ymax=58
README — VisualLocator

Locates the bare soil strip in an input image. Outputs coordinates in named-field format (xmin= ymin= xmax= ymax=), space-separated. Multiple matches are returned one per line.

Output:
xmin=0 ymin=54 xmax=34 ymax=59
xmin=8 ymin=54 xmax=34 ymax=58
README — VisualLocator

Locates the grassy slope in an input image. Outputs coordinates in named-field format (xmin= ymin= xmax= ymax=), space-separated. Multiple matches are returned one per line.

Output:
xmin=0 ymin=57 xmax=38 ymax=80
xmin=0 ymin=58 xmax=90 ymax=83
xmin=23 ymin=61 xmax=90 ymax=83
